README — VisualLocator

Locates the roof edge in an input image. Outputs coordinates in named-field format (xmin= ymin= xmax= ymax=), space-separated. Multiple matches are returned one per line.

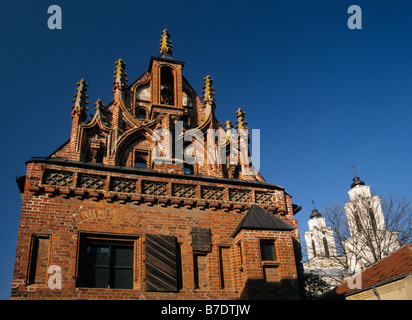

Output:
xmin=25 ymin=157 xmax=285 ymax=190
xmin=345 ymin=271 xmax=412 ymax=298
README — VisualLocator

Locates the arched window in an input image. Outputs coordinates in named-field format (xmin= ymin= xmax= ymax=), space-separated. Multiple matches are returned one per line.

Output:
xmin=354 ymin=212 xmax=363 ymax=232
xmin=369 ymin=208 xmax=377 ymax=230
xmin=323 ymin=237 xmax=330 ymax=257
xmin=160 ymin=66 xmax=174 ymax=105
xmin=136 ymin=83 xmax=151 ymax=101
xmin=312 ymin=240 xmax=317 ymax=257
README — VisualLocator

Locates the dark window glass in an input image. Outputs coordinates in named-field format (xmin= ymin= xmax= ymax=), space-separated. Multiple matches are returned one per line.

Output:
xmin=160 ymin=67 xmax=174 ymax=106
xmin=83 ymin=241 xmax=133 ymax=289
xmin=184 ymin=164 xmax=193 ymax=175
xmin=260 ymin=240 xmax=276 ymax=261
xmin=138 ymin=109 xmax=147 ymax=119
xmin=134 ymin=160 xmax=147 ymax=168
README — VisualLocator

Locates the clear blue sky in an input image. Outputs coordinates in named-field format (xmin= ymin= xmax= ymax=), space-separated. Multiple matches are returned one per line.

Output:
xmin=1 ymin=0 xmax=411 ymax=299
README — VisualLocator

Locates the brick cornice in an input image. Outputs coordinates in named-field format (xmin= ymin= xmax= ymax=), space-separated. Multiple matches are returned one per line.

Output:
xmin=26 ymin=157 xmax=284 ymax=190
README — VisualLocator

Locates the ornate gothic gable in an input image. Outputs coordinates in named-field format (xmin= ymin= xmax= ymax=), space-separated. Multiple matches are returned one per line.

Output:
xmin=51 ymin=30 xmax=263 ymax=181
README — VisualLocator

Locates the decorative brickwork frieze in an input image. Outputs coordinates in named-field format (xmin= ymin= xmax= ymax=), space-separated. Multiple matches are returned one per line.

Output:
xmin=142 ymin=181 xmax=167 ymax=196
xmin=110 ymin=178 xmax=137 ymax=193
xmin=229 ymin=188 xmax=250 ymax=203
xmin=78 ymin=174 xmax=106 ymax=190
xmin=42 ymin=170 xmax=74 ymax=187
xmin=172 ymin=184 xmax=196 ymax=198
xmin=255 ymin=191 xmax=273 ymax=204
xmin=201 ymin=186 xmax=224 ymax=201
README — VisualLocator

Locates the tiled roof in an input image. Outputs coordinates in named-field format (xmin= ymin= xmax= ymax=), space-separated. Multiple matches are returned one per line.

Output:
xmin=336 ymin=243 xmax=412 ymax=296
xmin=232 ymin=204 xmax=294 ymax=237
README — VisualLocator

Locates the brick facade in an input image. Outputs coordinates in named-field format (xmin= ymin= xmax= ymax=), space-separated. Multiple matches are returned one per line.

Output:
xmin=11 ymin=30 xmax=303 ymax=300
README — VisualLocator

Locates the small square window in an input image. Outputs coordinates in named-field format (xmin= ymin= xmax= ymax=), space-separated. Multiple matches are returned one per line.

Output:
xmin=184 ymin=164 xmax=193 ymax=175
xmin=260 ymin=239 xmax=276 ymax=261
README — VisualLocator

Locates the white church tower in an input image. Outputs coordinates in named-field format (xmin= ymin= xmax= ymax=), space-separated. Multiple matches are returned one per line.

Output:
xmin=304 ymin=202 xmax=344 ymax=288
xmin=343 ymin=171 xmax=400 ymax=273
xmin=305 ymin=203 xmax=337 ymax=260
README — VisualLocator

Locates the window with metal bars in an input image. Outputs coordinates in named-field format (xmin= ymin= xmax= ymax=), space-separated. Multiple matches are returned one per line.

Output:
xmin=77 ymin=235 xmax=135 ymax=289
xmin=260 ymin=239 xmax=277 ymax=261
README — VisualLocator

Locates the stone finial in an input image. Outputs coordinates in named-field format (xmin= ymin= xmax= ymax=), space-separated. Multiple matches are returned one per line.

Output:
xmin=224 ymin=120 xmax=233 ymax=131
xmin=113 ymin=58 xmax=128 ymax=90
xmin=159 ymin=29 xmax=173 ymax=58
xmin=235 ymin=108 xmax=248 ymax=130
xmin=93 ymin=99 xmax=105 ymax=117
xmin=87 ymin=99 xmax=106 ymax=124
xmin=71 ymin=79 xmax=89 ymax=118
xmin=202 ymin=75 xmax=215 ymax=103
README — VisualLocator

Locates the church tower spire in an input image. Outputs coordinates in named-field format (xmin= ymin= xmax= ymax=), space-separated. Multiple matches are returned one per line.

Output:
xmin=350 ymin=164 xmax=365 ymax=189
xmin=310 ymin=200 xmax=322 ymax=219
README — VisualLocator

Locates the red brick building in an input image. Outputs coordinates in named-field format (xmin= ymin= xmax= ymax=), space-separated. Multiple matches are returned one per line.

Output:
xmin=11 ymin=30 xmax=303 ymax=299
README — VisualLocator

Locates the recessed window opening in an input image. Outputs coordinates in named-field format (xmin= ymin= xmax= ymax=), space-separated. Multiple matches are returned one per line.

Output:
xmin=137 ymin=108 xmax=147 ymax=120
xmin=260 ymin=239 xmax=277 ymax=261
xmin=134 ymin=150 xmax=148 ymax=168
xmin=184 ymin=164 xmax=193 ymax=175
xmin=77 ymin=235 xmax=136 ymax=289
xmin=160 ymin=67 xmax=174 ymax=106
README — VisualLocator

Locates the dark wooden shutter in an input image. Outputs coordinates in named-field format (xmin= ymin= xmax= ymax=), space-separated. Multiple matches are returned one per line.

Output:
xmin=191 ymin=227 xmax=212 ymax=252
xmin=145 ymin=234 xmax=178 ymax=292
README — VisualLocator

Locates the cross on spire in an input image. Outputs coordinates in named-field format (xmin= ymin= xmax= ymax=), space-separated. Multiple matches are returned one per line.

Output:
xmin=350 ymin=163 xmax=365 ymax=189
xmin=352 ymin=164 xmax=357 ymax=178
xmin=310 ymin=200 xmax=322 ymax=219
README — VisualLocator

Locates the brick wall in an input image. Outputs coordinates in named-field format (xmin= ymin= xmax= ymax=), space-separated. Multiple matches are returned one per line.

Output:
xmin=11 ymin=160 xmax=302 ymax=300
